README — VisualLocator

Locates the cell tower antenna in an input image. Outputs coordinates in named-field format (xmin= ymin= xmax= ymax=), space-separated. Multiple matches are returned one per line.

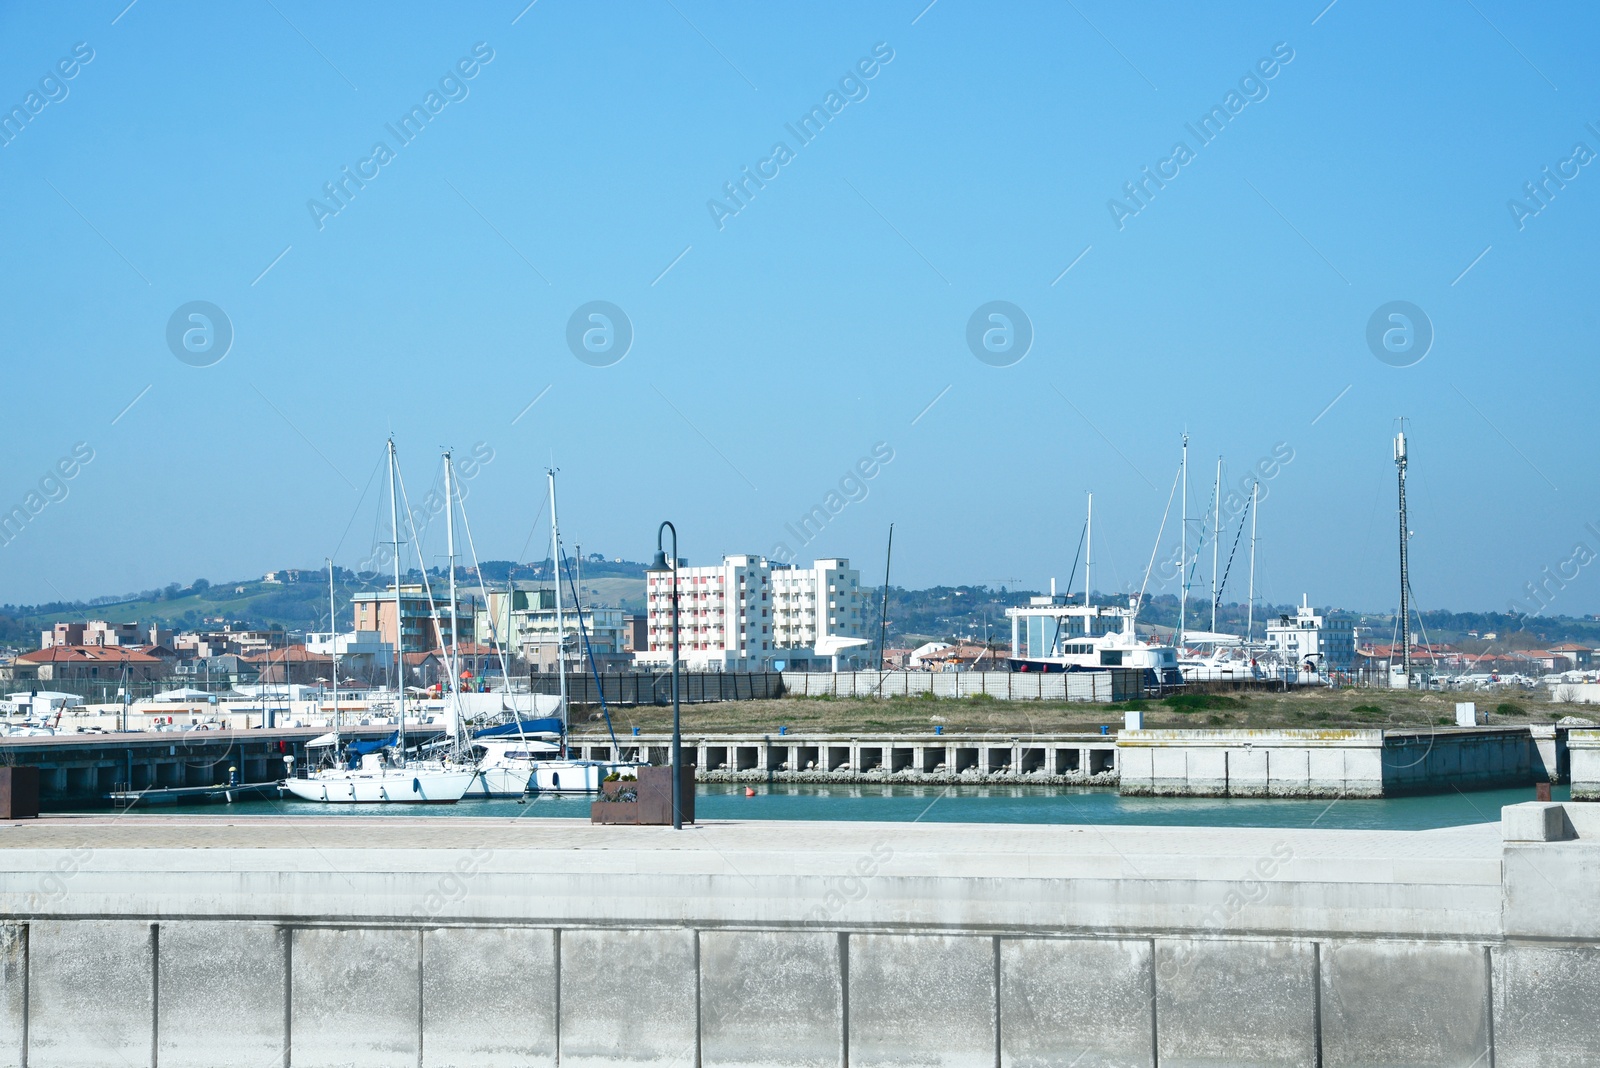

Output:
xmin=1395 ymin=423 xmax=1411 ymax=688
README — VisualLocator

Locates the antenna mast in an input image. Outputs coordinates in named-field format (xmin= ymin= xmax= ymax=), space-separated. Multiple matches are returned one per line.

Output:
xmin=1395 ymin=427 xmax=1411 ymax=688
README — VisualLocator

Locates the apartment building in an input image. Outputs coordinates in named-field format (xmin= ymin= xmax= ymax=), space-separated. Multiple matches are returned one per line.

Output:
xmin=770 ymin=558 xmax=867 ymax=663
xmin=351 ymin=585 xmax=475 ymax=655
xmin=40 ymin=620 xmax=141 ymax=649
xmin=639 ymin=555 xmax=868 ymax=671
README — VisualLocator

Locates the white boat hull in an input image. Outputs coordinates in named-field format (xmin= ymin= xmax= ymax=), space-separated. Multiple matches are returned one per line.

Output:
xmin=280 ymin=767 xmax=477 ymax=804
xmin=465 ymin=760 xmax=632 ymax=797
xmin=468 ymin=765 xmax=537 ymax=798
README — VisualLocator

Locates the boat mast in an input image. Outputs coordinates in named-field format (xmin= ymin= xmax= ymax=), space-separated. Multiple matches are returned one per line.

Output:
xmin=877 ymin=523 xmax=894 ymax=673
xmin=548 ymin=469 xmax=568 ymax=741
xmin=444 ymin=450 xmax=461 ymax=747
xmin=1084 ymin=492 xmax=1092 ymax=612
xmin=1179 ymin=435 xmax=1188 ymax=652
xmin=328 ymin=558 xmax=338 ymax=738
xmin=1247 ymin=480 xmax=1258 ymax=643
xmin=388 ymin=438 xmax=406 ymax=756
xmin=1211 ymin=457 xmax=1221 ymax=635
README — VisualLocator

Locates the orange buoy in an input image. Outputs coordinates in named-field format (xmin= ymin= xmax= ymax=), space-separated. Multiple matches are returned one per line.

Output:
xmin=744 ymin=787 xmax=755 ymax=797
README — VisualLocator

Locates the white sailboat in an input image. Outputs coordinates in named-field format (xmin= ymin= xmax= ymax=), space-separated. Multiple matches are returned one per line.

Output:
xmin=279 ymin=440 xmax=477 ymax=804
xmin=465 ymin=468 xmax=628 ymax=796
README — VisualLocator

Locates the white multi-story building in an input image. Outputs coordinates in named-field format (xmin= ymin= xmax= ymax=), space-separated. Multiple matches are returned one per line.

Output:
xmin=771 ymin=558 xmax=869 ymax=669
xmin=638 ymin=556 xmax=868 ymax=671
xmin=1266 ymin=596 xmax=1355 ymax=672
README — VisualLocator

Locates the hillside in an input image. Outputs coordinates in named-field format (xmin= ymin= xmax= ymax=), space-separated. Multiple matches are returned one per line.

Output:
xmin=3 ymin=560 xmax=1596 ymax=652
xmin=0 ymin=559 xmax=649 ymax=646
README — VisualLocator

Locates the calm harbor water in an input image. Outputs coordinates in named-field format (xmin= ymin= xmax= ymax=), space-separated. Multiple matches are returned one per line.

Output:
xmin=133 ymin=782 xmax=1564 ymax=830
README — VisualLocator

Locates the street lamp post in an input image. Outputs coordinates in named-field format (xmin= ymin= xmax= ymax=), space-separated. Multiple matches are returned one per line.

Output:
xmin=651 ymin=522 xmax=683 ymax=830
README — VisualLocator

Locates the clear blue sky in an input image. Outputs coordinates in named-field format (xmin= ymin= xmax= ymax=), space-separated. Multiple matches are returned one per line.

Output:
xmin=1 ymin=0 xmax=1596 ymax=618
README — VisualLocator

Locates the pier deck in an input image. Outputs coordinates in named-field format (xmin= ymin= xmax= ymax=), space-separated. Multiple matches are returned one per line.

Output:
xmin=0 ymin=808 xmax=1596 ymax=1065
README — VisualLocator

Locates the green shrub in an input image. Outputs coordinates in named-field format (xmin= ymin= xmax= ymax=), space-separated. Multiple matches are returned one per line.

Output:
xmin=1496 ymin=702 xmax=1524 ymax=717
xmin=1350 ymin=704 xmax=1385 ymax=717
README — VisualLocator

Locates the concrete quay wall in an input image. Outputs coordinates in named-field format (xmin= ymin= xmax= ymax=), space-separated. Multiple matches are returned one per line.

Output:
xmin=1568 ymin=729 xmax=1600 ymax=799
xmin=588 ymin=727 xmax=1556 ymax=796
xmin=0 ymin=812 xmax=1596 ymax=1066
xmin=586 ymin=732 xmax=1121 ymax=787
xmin=0 ymin=726 xmax=422 ymax=805
xmin=1119 ymin=726 xmax=1547 ymax=798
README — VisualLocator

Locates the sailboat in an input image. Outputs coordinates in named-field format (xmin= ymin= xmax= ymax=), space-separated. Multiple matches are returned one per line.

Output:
xmin=465 ymin=468 xmax=628 ymax=796
xmin=279 ymin=440 xmax=477 ymax=804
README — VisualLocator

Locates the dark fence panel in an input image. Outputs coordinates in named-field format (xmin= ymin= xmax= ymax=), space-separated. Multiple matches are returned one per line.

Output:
xmin=527 ymin=672 xmax=784 ymax=706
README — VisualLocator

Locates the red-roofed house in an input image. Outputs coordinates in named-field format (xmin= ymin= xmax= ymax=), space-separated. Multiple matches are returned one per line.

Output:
xmin=7 ymin=645 xmax=167 ymax=683
xmin=1551 ymin=643 xmax=1592 ymax=669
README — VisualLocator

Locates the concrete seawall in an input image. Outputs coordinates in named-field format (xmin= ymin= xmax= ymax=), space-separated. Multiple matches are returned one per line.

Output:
xmin=1118 ymin=726 xmax=1555 ymax=798
xmin=588 ymin=732 xmax=1121 ymax=787
xmin=588 ymin=726 xmax=1565 ymax=797
xmin=0 ymin=808 xmax=1597 ymax=1066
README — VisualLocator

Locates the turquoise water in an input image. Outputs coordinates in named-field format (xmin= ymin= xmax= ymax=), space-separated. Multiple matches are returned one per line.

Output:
xmin=131 ymin=782 xmax=1566 ymax=830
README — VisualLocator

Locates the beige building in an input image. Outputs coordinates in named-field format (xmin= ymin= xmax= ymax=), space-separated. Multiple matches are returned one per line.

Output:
xmin=352 ymin=585 xmax=475 ymax=655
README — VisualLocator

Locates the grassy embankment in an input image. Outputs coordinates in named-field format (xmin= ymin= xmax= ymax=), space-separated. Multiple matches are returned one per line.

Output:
xmin=569 ymin=686 xmax=1591 ymax=737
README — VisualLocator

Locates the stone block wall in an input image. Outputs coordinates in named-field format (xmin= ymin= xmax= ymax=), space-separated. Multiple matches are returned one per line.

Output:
xmin=1 ymin=920 xmax=1593 ymax=1066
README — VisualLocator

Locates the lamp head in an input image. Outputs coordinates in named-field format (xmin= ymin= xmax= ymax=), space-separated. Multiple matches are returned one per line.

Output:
xmin=650 ymin=550 xmax=670 ymax=571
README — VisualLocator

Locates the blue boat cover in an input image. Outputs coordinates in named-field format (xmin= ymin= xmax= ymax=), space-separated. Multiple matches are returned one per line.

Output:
xmin=345 ymin=732 xmax=398 ymax=767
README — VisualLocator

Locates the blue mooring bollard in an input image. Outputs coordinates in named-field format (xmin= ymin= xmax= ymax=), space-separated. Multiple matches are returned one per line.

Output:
xmin=778 ymin=725 xmax=787 ymax=735
xmin=632 ymin=727 xmax=640 ymax=736
xmin=935 ymin=725 xmax=944 ymax=735
xmin=1100 ymin=725 xmax=1109 ymax=735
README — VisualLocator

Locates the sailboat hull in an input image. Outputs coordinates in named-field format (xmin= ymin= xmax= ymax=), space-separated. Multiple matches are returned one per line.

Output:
xmin=279 ymin=768 xmax=477 ymax=804
xmin=465 ymin=760 xmax=632 ymax=797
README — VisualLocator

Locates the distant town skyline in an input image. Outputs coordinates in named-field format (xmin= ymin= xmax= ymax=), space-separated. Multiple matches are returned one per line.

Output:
xmin=2 ymin=3 xmax=1597 ymax=617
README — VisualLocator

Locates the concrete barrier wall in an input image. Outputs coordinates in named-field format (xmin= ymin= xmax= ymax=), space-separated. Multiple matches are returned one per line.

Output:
xmin=1120 ymin=727 xmax=1545 ymax=798
xmin=2 ymin=921 xmax=1588 ymax=1067
xmin=780 ymin=669 xmax=1144 ymax=702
